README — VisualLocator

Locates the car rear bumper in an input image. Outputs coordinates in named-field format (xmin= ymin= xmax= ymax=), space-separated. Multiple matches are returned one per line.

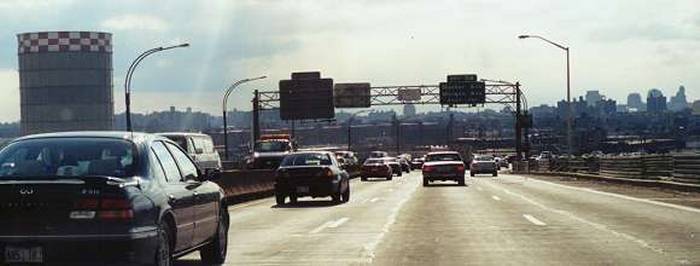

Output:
xmin=276 ymin=179 xmax=339 ymax=197
xmin=361 ymin=169 xmax=392 ymax=177
xmin=423 ymin=172 xmax=464 ymax=181
xmin=0 ymin=230 xmax=158 ymax=265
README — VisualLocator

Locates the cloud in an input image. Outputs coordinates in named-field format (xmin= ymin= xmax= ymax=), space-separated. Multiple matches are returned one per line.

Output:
xmin=100 ymin=14 xmax=169 ymax=32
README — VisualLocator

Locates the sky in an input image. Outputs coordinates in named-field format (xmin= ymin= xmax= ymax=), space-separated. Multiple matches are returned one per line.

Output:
xmin=0 ymin=0 xmax=698 ymax=122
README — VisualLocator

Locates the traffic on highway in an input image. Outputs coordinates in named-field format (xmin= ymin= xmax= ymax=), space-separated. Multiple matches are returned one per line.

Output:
xmin=1 ymin=1 xmax=699 ymax=265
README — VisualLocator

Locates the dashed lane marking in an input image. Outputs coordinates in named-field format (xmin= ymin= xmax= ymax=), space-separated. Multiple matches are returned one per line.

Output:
xmin=492 ymin=195 xmax=501 ymax=201
xmin=523 ymin=214 xmax=547 ymax=226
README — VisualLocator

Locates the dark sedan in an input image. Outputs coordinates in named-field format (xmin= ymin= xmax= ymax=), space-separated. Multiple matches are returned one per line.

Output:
xmin=0 ymin=131 xmax=228 ymax=265
xmin=361 ymin=158 xmax=393 ymax=181
xmin=275 ymin=151 xmax=350 ymax=205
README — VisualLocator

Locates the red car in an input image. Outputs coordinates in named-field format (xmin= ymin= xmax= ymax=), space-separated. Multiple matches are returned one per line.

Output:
xmin=361 ymin=158 xmax=393 ymax=181
xmin=422 ymin=151 xmax=466 ymax=186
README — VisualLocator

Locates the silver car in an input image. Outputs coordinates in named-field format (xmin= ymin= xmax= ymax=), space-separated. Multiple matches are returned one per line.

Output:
xmin=470 ymin=155 xmax=498 ymax=177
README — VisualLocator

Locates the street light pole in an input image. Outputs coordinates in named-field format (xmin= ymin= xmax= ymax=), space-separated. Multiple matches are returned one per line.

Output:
xmin=222 ymin=76 xmax=267 ymax=160
xmin=518 ymin=34 xmax=573 ymax=156
xmin=347 ymin=110 xmax=370 ymax=150
xmin=124 ymin=43 xmax=189 ymax=132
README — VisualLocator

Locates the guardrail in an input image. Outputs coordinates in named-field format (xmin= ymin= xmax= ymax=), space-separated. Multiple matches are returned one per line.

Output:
xmin=523 ymin=152 xmax=700 ymax=185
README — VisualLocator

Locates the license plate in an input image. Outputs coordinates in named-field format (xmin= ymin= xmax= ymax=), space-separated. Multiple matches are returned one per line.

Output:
xmin=5 ymin=246 xmax=43 ymax=263
xmin=296 ymin=186 xmax=309 ymax=193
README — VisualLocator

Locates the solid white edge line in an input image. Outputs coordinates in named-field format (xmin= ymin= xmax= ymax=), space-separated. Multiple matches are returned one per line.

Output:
xmin=523 ymin=176 xmax=700 ymax=214
xmin=523 ymin=214 xmax=547 ymax=226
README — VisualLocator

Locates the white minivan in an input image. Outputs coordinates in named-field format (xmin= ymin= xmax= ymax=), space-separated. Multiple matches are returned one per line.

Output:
xmin=157 ymin=132 xmax=222 ymax=171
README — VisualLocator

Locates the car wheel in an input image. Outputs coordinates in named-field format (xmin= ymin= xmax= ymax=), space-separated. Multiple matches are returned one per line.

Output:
xmin=397 ymin=171 xmax=402 ymax=177
xmin=458 ymin=177 xmax=465 ymax=186
xmin=200 ymin=209 xmax=229 ymax=264
xmin=155 ymin=220 xmax=172 ymax=266
xmin=361 ymin=176 xmax=367 ymax=181
xmin=423 ymin=178 xmax=429 ymax=186
xmin=341 ymin=186 xmax=350 ymax=202
xmin=493 ymin=171 xmax=498 ymax=177
xmin=289 ymin=194 xmax=298 ymax=205
xmin=332 ymin=190 xmax=341 ymax=203
xmin=275 ymin=193 xmax=286 ymax=205
xmin=387 ymin=175 xmax=393 ymax=181
xmin=470 ymin=172 xmax=475 ymax=177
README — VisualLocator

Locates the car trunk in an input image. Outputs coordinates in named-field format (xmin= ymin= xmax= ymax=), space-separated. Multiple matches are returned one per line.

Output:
xmin=424 ymin=162 xmax=464 ymax=173
xmin=0 ymin=177 xmax=133 ymax=236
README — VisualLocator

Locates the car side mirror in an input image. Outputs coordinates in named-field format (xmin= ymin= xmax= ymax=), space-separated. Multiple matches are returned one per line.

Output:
xmin=203 ymin=168 xmax=222 ymax=181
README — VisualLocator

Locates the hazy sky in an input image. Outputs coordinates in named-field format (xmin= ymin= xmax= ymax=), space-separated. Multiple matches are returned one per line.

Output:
xmin=0 ymin=0 xmax=698 ymax=122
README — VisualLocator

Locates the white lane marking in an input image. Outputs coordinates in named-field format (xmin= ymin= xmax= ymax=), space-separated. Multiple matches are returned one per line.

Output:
xmin=524 ymin=176 xmax=700 ymax=214
xmin=476 ymin=187 xmax=483 ymax=191
xmin=370 ymin=197 xmax=381 ymax=203
xmin=309 ymin=221 xmax=335 ymax=234
xmin=363 ymin=176 xmax=420 ymax=263
xmin=491 ymin=195 xmax=501 ymax=201
xmin=328 ymin=217 xmax=350 ymax=228
xmin=523 ymin=214 xmax=546 ymax=226
xmin=483 ymin=181 xmax=666 ymax=255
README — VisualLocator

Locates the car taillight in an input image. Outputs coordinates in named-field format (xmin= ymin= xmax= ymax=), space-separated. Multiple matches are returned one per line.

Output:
xmin=325 ymin=168 xmax=334 ymax=178
xmin=457 ymin=165 xmax=465 ymax=171
xmin=71 ymin=197 xmax=133 ymax=221
xmin=423 ymin=166 xmax=434 ymax=172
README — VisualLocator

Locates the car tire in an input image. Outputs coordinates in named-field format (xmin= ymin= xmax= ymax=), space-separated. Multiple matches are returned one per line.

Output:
xmin=423 ymin=178 xmax=429 ymax=187
xmin=361 ymin=176 xmax=367 ymax=181
xmin=200 ymin=209 xmax=229 ymax=264
xmin=332 ymin=191 xmax=341 ymax=203
xmin=387 ymin=175 xmax=393 ymax=181
xmin=289 ymin=194 xmax=298 ymax=205
xmin=341 ymin=186 xmax=350 ymax=202
xmin=397 ymin=171 xmax=402 ymax=177
xmin=458 ymin=177 xmax=465 ymax=186
xmin=470 ymin=172 xmax=475 ymax=177
xmin=493 ymin=171 xmax=498 ymax=177
xmin=275 ymin=193 xmax=286 ymax=205
xmin=155 ymin=220 xmax=173 ymax=266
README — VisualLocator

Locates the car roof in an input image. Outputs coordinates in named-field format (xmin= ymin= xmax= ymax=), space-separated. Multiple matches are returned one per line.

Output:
xmin=426 ymin=151 xmax=460 ymax=155
xmin=287 ymin=151 xmax=334 ymax=156
xmin=12 ymin=131 xmax=163 ymax=144
xmin=156 ymin=132 xmax=210 ymax=138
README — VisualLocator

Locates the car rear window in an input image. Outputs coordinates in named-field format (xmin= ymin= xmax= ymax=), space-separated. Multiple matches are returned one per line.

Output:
xmin=425 ymin=154 xmax=462 ymax=162
xmin=281 ymin=153 xmax=332 ymax=166
xmin=475 ymin=156 xmax=494 ymax=161
xmin=0 ymin=138 xmax=137 ymax=179
xmin=364 ymin=158 xmax=384 ymax=165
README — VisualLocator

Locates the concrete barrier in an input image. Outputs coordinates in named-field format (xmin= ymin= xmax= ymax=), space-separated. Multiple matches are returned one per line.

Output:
xmin=213 ymin=169 xmax=277 ymax=200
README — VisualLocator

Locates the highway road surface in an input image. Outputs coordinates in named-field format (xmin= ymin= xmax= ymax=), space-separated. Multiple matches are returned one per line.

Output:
xmin=177 ymin=172 xmax=700 ymax=265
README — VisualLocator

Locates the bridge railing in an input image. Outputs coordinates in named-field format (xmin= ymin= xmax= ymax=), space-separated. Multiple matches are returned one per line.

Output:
xmin=527 ymin=152 xmax=700 ymax=185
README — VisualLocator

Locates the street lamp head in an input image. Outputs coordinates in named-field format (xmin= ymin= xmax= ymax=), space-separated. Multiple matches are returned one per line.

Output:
xmin=518 ymin=35 xmax=530 ymax=39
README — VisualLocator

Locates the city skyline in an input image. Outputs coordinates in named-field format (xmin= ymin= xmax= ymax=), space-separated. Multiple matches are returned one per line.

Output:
xmin=1 ymin=0 xmax=699 ymax=122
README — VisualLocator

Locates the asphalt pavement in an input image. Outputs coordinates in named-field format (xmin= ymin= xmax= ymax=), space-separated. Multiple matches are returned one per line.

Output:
xmin=177 ymin=171 xmax=700 ymax=265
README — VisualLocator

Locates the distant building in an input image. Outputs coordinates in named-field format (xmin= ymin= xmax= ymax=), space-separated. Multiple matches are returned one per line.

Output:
xmin=403 ymin=104 xmax=416 ymax=117
xmin=627 ymin=93 xmax=645 ymax=112
xmin=669 ymin=85 xmax=689 ymax=112
xmin=599 ymin=98 xmax=617 ymax=114
xmin=647 ymin=89 xmax=667 ymax=113
xmin=692 ymin=100 xmax=700 ymax=115
xmin=585 ymin=90 xmax=603 ymax=107
xmin=17 ymin=31 xmax=113 ymax=135
xmin=616 ymin=104 xmax=629 ymax=113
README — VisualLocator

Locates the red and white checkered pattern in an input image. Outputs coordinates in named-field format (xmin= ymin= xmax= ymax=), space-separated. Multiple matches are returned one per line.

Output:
xmin=17 ymin=31 xmax=112 ymax=54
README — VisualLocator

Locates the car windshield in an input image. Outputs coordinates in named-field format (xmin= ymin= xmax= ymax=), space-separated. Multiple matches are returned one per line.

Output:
xmin=0 ymin=138 xmax=136 ymax=179
xmin=425 ymin=154 xmax=461 ymax=162
xmin=281 ymin=153 xmax=332 ymax=166
xmin=475 ymin=156 xmax=494 ymax=161
xmin=364 ymin=158 xmax=384 ymax=165
xmin=163 ymin=135 xmax=187 ymax=150
xmin=255 ymin=141 xmax=290 ymax=152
